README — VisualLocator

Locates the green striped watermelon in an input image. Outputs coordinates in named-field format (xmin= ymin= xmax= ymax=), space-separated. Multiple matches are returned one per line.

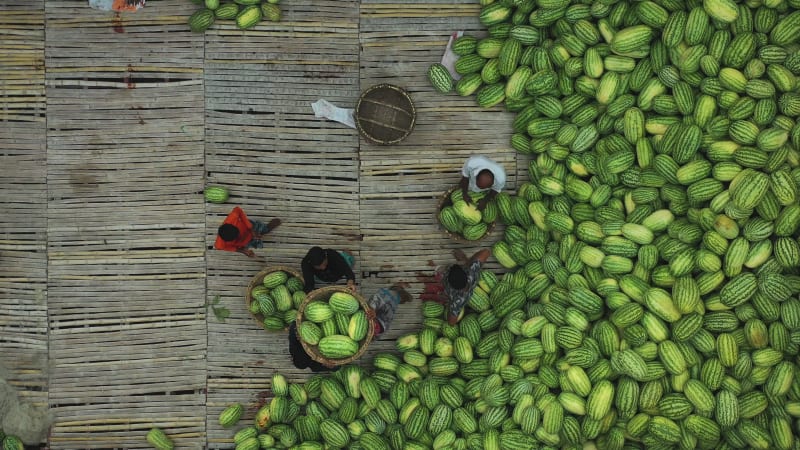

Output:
xmin=205 ymin=186 xmax=229 ymax=203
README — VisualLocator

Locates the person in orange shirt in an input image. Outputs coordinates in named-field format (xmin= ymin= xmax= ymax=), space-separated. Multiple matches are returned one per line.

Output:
xmin=214 ymin=207 xmax=281 ymax=257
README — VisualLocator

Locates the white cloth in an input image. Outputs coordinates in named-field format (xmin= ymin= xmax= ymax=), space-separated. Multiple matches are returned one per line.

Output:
xmin=311 ymin=99 xmax=356 ymax=129
xmin=461 ymin=155 xmax=506 ymax=193
xmin=441 ymin=31 xmax=464 ymax=80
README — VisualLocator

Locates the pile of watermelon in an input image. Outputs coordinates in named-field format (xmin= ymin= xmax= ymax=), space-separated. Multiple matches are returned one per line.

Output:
xmin=249 ymin=270 xmax=306 ymax=331
xmin=192 ymin=0 xmax=800 ymax=444
xmin=438 ymin=190 xmax=498 ymax=241
xmin=214 ymin=277 xmax=553 ymax=450
xmin=187 ymin=0 xmax=281 ymax=33
xmin=297 ymin=290 xmax=371 ymax=361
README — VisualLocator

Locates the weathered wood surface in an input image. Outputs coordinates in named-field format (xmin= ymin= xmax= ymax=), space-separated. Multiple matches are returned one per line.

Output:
xmin=0 ymin=0 xmax=518 ymax=447
xmin=0 ymin=1 xmax=50 ymax=416
xmin=44 ymin=1 xmax=207 ymax=448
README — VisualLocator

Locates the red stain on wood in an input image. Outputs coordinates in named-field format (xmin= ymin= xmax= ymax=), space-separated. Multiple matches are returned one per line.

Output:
xmin=112 ymin=13 xmax=124 ymax=33
xmin=124 ymin=66 xmax=136 ymax=89
xmin=417 ymin=270 xmax=446 ymax=303
xmin=254 ymin=390 xmax=270 ymax=407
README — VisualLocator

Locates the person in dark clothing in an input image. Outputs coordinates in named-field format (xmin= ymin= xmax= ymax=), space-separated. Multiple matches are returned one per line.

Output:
xmin=418 ymin=248 xmax=490 ymax=325
xmin=442 ymin=248 xmax=490 ymax=325
xmin=301 ymin=247 xmax=356 ymax=293
xmin=287 ymin=322 xmax=334 ymax=372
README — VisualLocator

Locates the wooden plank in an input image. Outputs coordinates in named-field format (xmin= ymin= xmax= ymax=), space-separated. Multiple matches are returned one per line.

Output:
xmin=0 ymin=1 xmax=49 ymax=419
xmin=44 ymin=1 xmax=207 ymax=448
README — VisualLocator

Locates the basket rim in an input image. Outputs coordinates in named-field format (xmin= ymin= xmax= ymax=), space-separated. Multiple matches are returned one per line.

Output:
xmin=355 ymin=83 xmax=416 ymax=145
xmin=437 ymin=186 xmax=496 ymax=242
xmin=295 ymin=285 xmax=375 ymax=366
xmin=245 ymin=265 xmax=305 ymax=331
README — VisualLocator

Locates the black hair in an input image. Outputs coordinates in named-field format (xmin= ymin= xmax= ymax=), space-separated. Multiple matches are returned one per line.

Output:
xmin=448 ymin=265 xmax=468 ymax=290
xmin=477 ymin=169 xmax=494 ymax=182
xmin=306 ymin=246 xmax=326 ymax=266
xmin=390 ymin=285 xmax=413 ymax=304
xmin=218 ymin=224 xmax=239 ymax=241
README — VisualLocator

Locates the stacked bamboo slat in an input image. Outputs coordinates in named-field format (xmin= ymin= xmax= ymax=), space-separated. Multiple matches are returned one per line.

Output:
xmin=0 ymin=0 xmax=50 ymax=423
xmin=44 ymin=1 xmax=207 ymax=448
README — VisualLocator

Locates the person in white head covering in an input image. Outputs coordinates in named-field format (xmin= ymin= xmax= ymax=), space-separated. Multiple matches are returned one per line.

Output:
xmin=459 ymin=155 xmax=507 ymax=211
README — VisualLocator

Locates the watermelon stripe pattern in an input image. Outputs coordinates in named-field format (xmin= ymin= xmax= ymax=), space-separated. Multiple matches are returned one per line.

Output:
xmin=438 ymin=188 xmax=497 ymax=241
xmin=204 ymin=186 xmax=229 ymax=203
xmin=188 ymin=0 xmax=281 ymax=32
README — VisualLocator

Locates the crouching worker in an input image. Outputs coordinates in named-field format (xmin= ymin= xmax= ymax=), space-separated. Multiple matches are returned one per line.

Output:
xmin=442 ymin=248 xmax=490 ymax=325
xmin=302 ymin=246 xmax=357 ymax=293
xmin=288 ymin=321 xmax=335 ymax=372
xmin=366 ymin=284 xmax=412 ymax=336
xmin=459 ymin=155 xmax=507 ymax=211
xmin=215 ymin=206 xmax=281 ymax=258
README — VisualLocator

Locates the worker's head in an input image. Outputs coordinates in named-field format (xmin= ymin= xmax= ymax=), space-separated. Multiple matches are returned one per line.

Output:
xmin=447 ymin=265 xmax=468 ymax=290
xmin=218 ymin=224 xmax=239 ymax=242
xmin=476 ymin=169 xmax=494 ymax=190
xmin=307 ymin=246 xmax=328 ymax=270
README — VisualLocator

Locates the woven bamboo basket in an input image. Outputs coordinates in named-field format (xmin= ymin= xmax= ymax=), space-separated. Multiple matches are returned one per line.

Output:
xmin=437 ymin=186 xmax=496 ymax=242
xmin=245 ymin=265 xmax=304 ymax=331
xmin=355 ymin=84 xmax=416 ymax=145
xmin=295 ymin=286 xmax=374 ymax=367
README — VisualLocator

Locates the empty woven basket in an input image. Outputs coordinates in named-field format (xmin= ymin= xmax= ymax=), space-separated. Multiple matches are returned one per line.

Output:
xmin=355 ymin=84 xmax=416 ymax=145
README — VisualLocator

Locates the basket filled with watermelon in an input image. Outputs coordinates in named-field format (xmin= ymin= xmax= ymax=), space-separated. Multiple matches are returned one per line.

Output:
xmin=437 ymin=186 xmax=498 ymax=242
xmin=245 ymin=266 xmax=306 ymax=331
xmin=295 ymin=286 xmax=375 ymax=367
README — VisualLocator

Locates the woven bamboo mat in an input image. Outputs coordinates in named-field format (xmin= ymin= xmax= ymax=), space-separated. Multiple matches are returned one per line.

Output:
xmin=44 ymin=1 xmax=207 ymax=448
xmin=203 ymin=0 xmax=363 ymax=446
xmin=0 ymin=0 xmax=50 ymax=422
xmin=0 ymin=0 xmax=525 ymax=447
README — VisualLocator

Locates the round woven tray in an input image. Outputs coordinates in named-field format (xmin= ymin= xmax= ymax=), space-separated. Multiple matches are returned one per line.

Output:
xmin=245 ymin=265 xmax=304 ymax=330
xmin=296 ymin=286 xmax=374 ymax=367
xmin=355 ymin=84 xmax=416 ymax=145
xmin=437 ymin=186 xmax=496 ymax=242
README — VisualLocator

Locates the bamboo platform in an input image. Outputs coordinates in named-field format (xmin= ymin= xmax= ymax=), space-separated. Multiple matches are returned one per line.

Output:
xmin=0 ymin=1 xmax=519 ymax=448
